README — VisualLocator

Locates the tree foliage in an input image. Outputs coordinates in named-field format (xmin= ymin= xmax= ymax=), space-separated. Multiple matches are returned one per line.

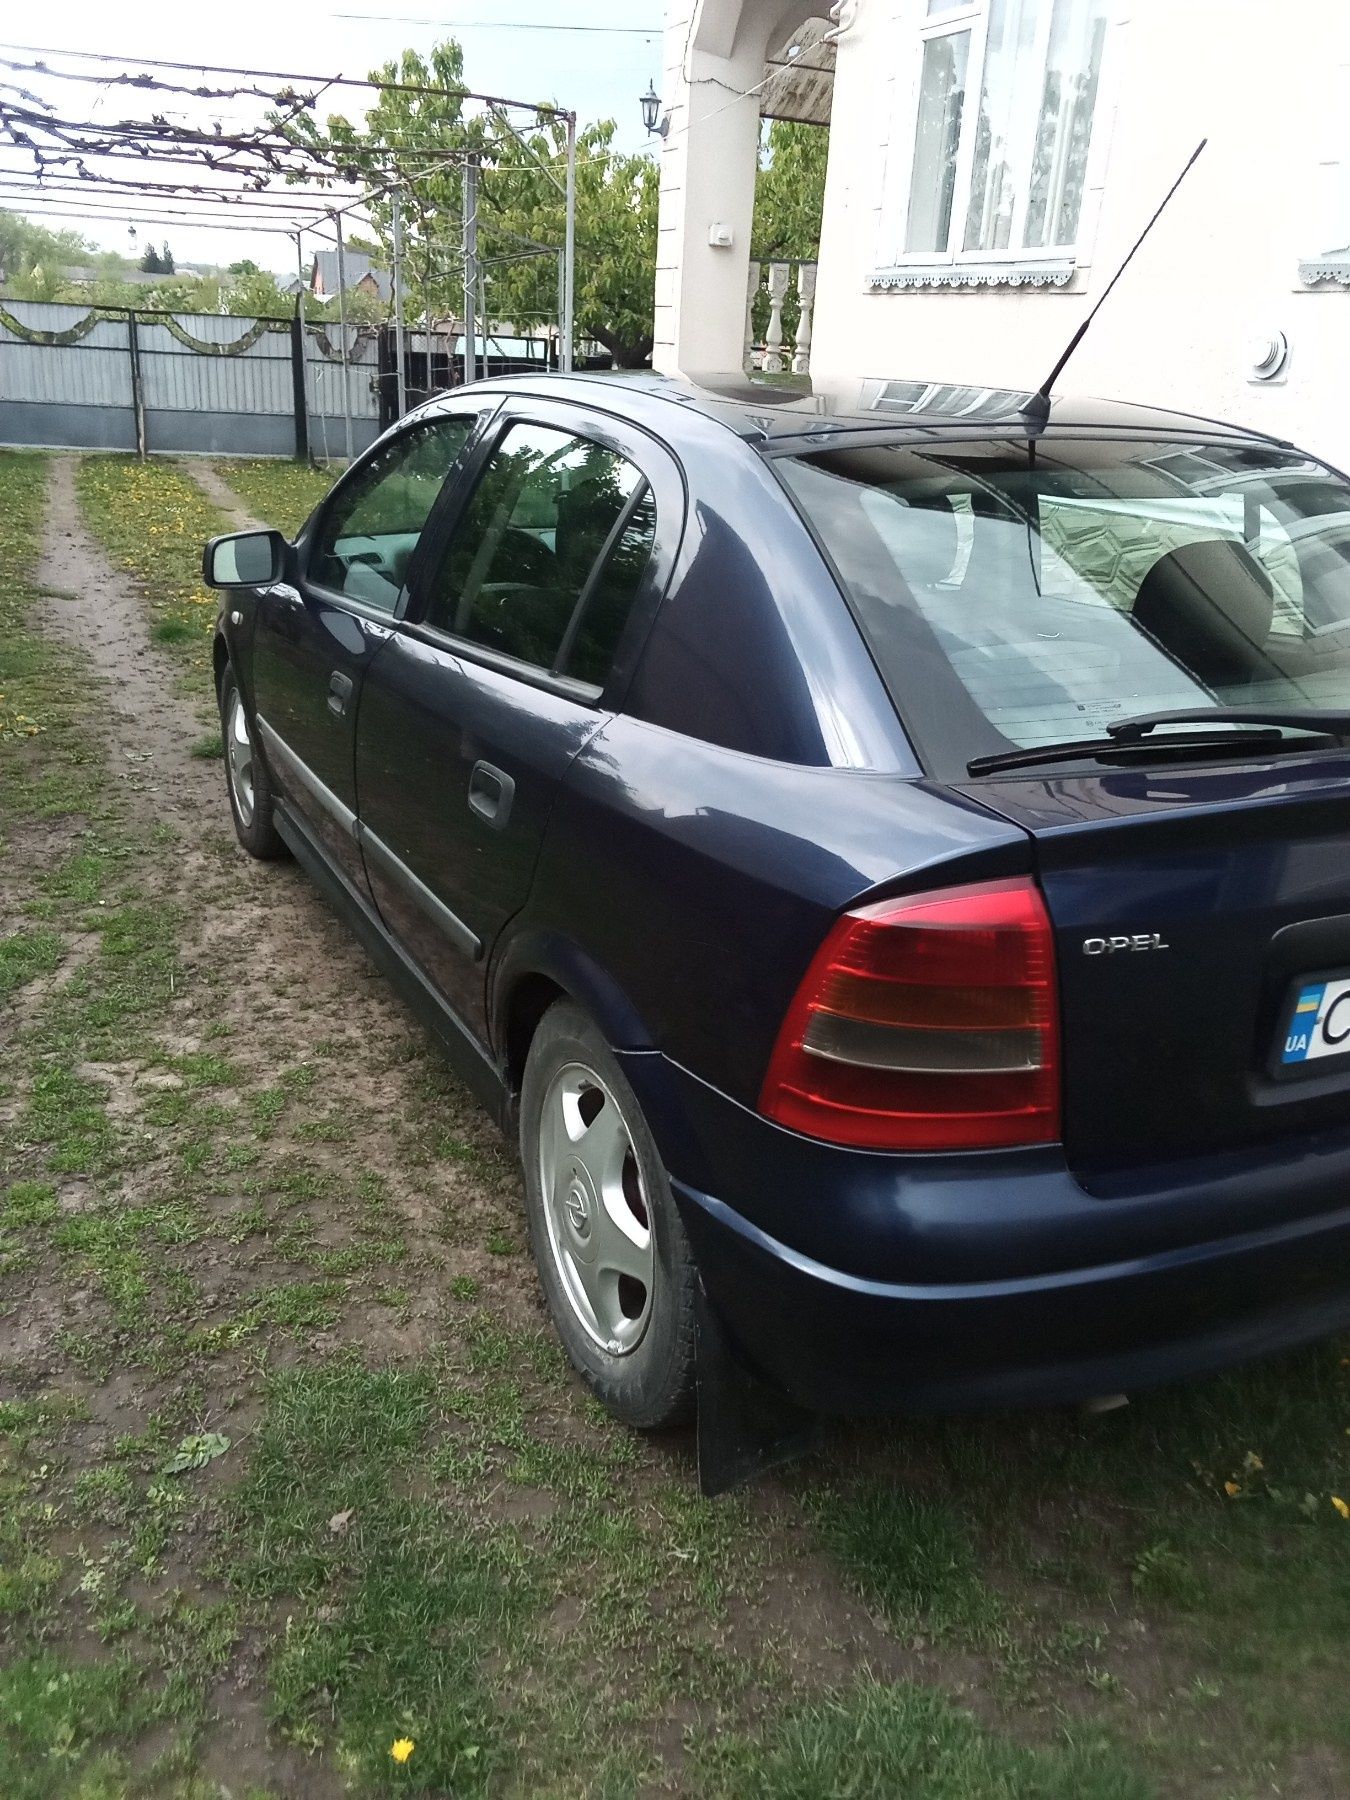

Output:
xmin=0 ymin=208 xmax=366 ymax=321
xmin=280 ymin=40 xmax=658 ymax=366
xmin=752 ymin=120 xmax=829 ymax=262
xmin=0 ymin=212 xmax=98 ymax=283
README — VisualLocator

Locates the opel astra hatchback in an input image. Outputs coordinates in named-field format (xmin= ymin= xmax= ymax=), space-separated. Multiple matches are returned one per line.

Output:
xmin=204 ymin=372 xmax=1350 ymax=1446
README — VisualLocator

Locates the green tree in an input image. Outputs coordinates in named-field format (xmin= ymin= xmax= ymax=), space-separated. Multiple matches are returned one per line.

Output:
xmin=281 ymin=41 xmax=480 ymax=329
xmin=139 ymin=244 xmax=164 ymax=274
xmin=221 ymin=266 xmax=292 ymax=318
xmin=0 ymin=210 xmax=98 ymax=286
xmin=748 ymin=120 xmax=829 ymax=347
xmin=8 ymin=260 xmax=67 ymax=302
xmin=280 ymin=39 xmax=658 ymax=365
xmin=160 ymin=242 xmax=175 ymax=275
xmin=483 ymin=118 xmax=657 ymax=367
xmin=751 ymin=119 xmax=829 ymax=262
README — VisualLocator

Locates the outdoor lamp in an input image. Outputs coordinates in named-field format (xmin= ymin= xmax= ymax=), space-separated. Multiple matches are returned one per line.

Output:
xmin=639 ymin=83 xmax=669 ymax=138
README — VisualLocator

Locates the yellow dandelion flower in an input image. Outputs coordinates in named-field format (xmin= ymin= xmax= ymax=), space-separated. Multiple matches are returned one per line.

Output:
xmin=390 ymin=1737 xmax=415 ymax=1764
xmin=1243 ymin=1451 xmax=1264 ymax=1473
xmin=1224 ymin=1480 xmax=1241 ymax=1497
xmin=1332 ymin=1496 xmax=1350 ymax=1520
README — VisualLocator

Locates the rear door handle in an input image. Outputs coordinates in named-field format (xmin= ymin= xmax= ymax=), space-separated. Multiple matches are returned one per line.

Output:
xmin=468 ymin=760 xmax=515 ymax=830
xmin=328 ymin=670 xmax=354 ymax=716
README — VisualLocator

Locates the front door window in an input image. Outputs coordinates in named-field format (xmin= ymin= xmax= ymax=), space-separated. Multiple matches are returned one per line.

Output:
xmin=309 ymin=415 xmax=474 ymax=612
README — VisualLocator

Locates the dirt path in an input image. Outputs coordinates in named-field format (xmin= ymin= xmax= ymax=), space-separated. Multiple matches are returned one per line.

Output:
xmin=40 ymin=457 xmax=213 ymax=824
xmin=36 ymin=454 xmax=517 ymax=1317
xmin=179 ymin=457 xmax=265 ymax=533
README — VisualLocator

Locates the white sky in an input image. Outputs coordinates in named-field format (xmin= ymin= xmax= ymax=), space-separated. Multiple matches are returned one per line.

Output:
xmin=0 ymin=0 xmax=663 ymax=272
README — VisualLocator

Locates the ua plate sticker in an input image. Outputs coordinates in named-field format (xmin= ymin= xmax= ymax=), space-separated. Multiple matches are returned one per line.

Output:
xmin=1282 ymin=978 xmax=1350 ymax=1064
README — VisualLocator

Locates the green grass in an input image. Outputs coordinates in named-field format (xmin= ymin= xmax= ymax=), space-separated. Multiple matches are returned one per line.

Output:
xmin=0 ymin=928 xmax=63 ymax=1000
xmin=211 ymin=458 xmax=337 ymax=538
xmin=229 ymin=1358 xmax=534 ymax=1792
xmin=0 ymin=451 xmax=50 ymax=739
xmin=0 ymin=1653 xmax=193 ymax=1800
xmin=694 ymin=1681 xmax=1150 ymax=1799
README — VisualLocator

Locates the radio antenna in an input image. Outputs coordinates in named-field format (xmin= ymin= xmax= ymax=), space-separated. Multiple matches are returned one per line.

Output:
xmin=1020 ymin=138 xmax=1207 ymax=432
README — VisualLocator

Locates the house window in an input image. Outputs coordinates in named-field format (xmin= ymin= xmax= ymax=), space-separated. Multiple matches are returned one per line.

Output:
xmin=882 ymin=0 xmax=1109 ymax=281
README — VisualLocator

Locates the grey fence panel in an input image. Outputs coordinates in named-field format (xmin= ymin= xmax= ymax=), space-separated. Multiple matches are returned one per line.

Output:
xmin=139 ymin=325 xmax=294 ymax=417
xmin=0 ymin=301 xmax=381 ymax=459
xmin=302 ymin=323 xmax=381 ymax=460
xmin=0 ymin=300 xmax=137 ymax=449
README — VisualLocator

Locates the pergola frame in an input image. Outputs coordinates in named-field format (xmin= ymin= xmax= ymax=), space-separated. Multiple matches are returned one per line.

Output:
xmin=0 ymin=38 xmax=579 ymax=454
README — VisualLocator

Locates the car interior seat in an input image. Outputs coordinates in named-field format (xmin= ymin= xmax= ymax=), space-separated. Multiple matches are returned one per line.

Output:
xmin=1130 ymin=537 xmax=1276 ymax=690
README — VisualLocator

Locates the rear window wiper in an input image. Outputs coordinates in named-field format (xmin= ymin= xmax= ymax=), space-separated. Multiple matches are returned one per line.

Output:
xmin=1106 ymin=707 xmax=1350 ymax=742
xmin=967 ymin=725 xmax=1312 ymax=778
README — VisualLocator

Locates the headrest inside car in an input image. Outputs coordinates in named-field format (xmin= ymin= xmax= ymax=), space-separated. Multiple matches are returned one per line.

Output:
xmin=1131 ymin=536 xmax=1275 ymax=689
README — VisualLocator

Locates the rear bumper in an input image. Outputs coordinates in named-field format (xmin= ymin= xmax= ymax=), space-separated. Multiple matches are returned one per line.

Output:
xmin=621 ymin=1051 xmax=1350 ymax=1415
xmin=674 ymin=1178 xmax=1350 ymax=1413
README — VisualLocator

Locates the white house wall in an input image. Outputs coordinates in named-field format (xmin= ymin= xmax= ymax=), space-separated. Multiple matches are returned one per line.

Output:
xmin=813 ymin=0 xmax=1350 ymax=468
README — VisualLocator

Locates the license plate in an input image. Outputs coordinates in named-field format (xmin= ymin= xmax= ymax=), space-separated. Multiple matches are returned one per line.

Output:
xmin=1278 ymin=975 xmax=1350 ymax=1068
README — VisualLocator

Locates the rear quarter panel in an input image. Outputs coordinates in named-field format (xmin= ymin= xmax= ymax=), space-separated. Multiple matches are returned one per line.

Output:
xmin=505 ymin=716 xmax=1032 ymax=1107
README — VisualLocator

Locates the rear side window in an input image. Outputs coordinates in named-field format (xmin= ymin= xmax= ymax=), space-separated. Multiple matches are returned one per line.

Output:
xmin=421 ymin=421 xmax=655 ymax=682
xmin=777 ymin=440 xmax=1350 ymax=777
xmin=310 ymin=415 xmax=473 ymax=611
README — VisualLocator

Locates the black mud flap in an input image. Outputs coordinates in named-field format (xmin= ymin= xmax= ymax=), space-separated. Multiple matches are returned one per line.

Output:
xmin=694 ymin=1278 xmax=820 ymax=1497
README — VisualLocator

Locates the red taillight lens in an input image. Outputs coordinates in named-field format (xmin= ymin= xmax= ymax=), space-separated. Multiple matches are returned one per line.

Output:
xmin=759 ymin=877 xmax=1060 ymax=1151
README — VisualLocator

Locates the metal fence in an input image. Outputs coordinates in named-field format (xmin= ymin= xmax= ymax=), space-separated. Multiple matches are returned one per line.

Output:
xmin=0 ymin=299 xmax=381 ymax=459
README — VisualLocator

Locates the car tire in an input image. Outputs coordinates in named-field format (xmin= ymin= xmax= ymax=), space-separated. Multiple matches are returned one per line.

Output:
xmin=521 ymin=999 xmax=697 ymax=1429
xmin=219 ymin=663 xmax=286 ymax=861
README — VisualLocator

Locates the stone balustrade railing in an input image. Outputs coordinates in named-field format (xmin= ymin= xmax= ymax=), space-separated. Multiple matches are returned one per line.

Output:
xmin=744 ymin=260 xmax=817 ymax=377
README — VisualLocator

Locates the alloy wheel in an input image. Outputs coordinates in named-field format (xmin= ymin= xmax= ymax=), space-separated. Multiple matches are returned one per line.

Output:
xmin=537 ymin=1061 xmax=654 ymax=1354
xmin=226 ymin=688 xmax=256 ymax=827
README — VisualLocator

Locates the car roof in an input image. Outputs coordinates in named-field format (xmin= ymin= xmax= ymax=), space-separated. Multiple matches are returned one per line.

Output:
xmin=447 ymin=369 xmax=1293 ymax=455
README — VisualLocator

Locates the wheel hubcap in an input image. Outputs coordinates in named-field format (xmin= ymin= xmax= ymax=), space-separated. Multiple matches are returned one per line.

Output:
xmin=226 ymin=690 xmax=255 ymax=826
xmin=538 ymin=1063 xmax=653 ymax=1355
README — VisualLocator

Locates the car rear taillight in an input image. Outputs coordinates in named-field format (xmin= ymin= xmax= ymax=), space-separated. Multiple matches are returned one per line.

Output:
xmin=759 ymin=877 xmax=1060 ymax=1151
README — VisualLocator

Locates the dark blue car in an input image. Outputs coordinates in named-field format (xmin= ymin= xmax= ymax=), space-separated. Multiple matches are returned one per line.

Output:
xmin=204 ymin=372 xmax=1350 ymax=1464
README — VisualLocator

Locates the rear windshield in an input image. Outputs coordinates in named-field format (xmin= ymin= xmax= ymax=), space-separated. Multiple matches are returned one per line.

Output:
xmin=776 ymin=437 xmax=1350 ymax=777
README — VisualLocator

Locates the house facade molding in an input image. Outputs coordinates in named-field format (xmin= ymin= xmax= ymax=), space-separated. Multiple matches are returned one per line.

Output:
xmin=867 ymin=260 xmax=1077 ymax=292
xmin=1298 ymin=254 xmax=1350 ymax=288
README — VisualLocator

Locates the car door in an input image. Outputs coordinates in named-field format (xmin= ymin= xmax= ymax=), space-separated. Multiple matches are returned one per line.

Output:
xmin=250 ymin=406 xmax=493 ymax=890
xmin=354 ymin=397 xmax=683 ymax=1036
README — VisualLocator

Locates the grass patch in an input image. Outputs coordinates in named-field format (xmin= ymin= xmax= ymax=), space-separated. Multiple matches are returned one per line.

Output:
xmin=804 ymin=1479 xmax=1006 ymax=1646
xmin=0 ymin=928 xmax=63 ymax=1000
xmin=230 ymin=1357 xmax=535 ymax=1791
xmin=212 ymin=457 xmax=337 ymax=538
xmin=0 ymin=1653 xmax=191 ymax=1800
xmin=694 ymin=1680 xmax=1150 ymax=1799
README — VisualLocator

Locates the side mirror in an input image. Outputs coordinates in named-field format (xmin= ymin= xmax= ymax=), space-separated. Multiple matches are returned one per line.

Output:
xmin=202 ymin=529 xmax=289 ymax=589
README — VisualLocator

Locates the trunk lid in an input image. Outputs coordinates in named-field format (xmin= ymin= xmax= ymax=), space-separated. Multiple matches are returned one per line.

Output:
xmin=965 ymin=752 xmax=1350 ymax=1188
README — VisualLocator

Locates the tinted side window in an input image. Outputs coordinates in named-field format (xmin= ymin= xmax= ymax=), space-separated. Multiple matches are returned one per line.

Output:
xmin=310 ymin=416 xmax=473 ymax=612
xmin=423 ymin=421 xmax=649 ymax=676
xmin=566 ymin=487 xmax=657 ymax=686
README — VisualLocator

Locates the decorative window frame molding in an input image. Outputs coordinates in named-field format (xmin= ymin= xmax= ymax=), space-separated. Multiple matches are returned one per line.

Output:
xmin=868 ymin=258 xmax=1076 ymax=291
xmin=1298 ymin=253 xmax=1350 ymax=289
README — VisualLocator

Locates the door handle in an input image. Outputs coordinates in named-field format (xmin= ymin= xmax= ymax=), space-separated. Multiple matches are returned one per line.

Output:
xmin=327 ymin=670 xmax=354 ymax=716
xmin=468 ymin=760 xmax=515 ymax=830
